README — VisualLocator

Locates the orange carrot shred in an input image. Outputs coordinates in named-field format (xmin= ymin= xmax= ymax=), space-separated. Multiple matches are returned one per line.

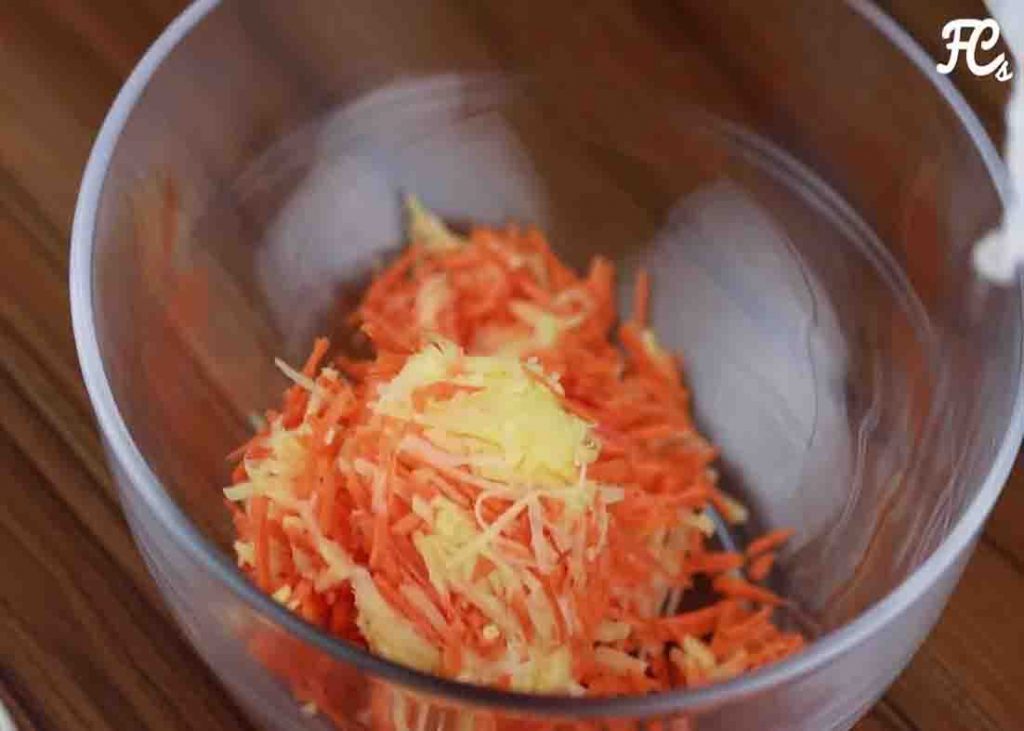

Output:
xmin=713 ymin=576 xmax=784 ymax=606
xmin=633 ymin=269 xmax=650 ymax=325
xmin=747 ymin=552 xmax=776 ymax=582
xmin=302 ymin=337 xmax=330 ymax=377
xmin=250 ymin=496 xmax=272 ymax=592
xmin=745 ymin=528 xmax=795 ymax=558
xmin=684 ymin=551 xmax=746 ymax=575
xmin=390 ymin=512 xmax=424 ymax=537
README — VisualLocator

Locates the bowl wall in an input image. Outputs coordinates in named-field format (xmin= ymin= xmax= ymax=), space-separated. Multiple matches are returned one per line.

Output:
xmin=73 ymin=1 xmax=1023 ymax=730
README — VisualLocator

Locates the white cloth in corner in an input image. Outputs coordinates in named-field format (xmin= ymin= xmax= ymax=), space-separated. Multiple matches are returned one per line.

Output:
xmin=975 ymin=0 xmax=1023 ymax=283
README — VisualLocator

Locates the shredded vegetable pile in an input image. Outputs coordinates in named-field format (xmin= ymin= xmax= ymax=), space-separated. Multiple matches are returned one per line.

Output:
xmin=225 ymin=198 xmax=803 ymax=703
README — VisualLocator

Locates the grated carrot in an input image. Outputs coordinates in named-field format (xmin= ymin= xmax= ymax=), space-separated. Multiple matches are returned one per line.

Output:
xmin=223 ymin=200 xmax=804 ymax=721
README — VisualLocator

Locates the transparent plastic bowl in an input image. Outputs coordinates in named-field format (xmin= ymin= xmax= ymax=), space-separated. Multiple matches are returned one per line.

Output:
xmin=70 ymin=1 xmax=1023 ymax=730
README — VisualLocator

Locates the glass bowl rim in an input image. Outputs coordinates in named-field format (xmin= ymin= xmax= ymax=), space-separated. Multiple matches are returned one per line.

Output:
xmin=69 ymin=0 xmax=1024 ymax=719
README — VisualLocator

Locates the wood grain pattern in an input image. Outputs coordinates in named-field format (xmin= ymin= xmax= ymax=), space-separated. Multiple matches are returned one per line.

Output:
xmin=0 ymin=2 xmax=1020 ymax=730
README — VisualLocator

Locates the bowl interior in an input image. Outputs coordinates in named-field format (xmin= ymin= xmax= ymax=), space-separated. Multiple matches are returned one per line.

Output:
xmin=87 ymin=0 xmax=1021 ymax=660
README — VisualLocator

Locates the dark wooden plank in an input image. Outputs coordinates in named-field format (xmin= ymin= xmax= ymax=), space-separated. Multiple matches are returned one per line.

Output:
xmin=868 ymin=700 xmax=919 ymax=731
xmin=854 ymin=716 xmax=903 ymax=731
xmin=0 ymin=0 xmax=185 ymax=234
xmin=985 ymin=452 xmax=1024 ymax=569
xmin=0 ymin=325 xmax=147 ymax=597
xmin=1 ymin=2 xmax=118 ymax=232
xmin=0 ymin=417 xmax=256 ymax=731
xmin=883 ymin=542 xmax=1024 ymax=731
xmin=854 ymin=703 xmax=918 ymax=731
xmin=0 ymin=190 xmax=96 ymax=427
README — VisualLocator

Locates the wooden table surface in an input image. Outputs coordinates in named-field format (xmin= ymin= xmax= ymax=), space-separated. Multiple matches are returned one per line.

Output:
xmin=2 ymin=1 xmax=1021 ymax=730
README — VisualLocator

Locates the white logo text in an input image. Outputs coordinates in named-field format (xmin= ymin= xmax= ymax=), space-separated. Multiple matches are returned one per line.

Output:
xmin=937 ymin=19 xmax=1013 ymax=82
